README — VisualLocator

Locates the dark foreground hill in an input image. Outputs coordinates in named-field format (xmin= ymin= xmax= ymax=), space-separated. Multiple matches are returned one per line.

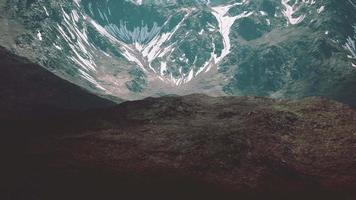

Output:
xmin=1 ymin=48 xmax=356 ymax=200
xmin=0 ymin=47 xmax=116 ymax=120
xmin=2 ymin=94 xmax=356 ymax=200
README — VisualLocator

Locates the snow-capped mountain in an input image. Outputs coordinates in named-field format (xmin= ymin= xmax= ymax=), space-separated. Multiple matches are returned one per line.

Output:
xmin=1 ymin=0 xmax=356 ymax=102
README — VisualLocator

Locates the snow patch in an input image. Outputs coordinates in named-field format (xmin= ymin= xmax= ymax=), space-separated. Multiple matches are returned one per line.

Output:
xmin=37 ymin=31 xmax=43 ymax=41
xmin=74 ymin=0 xmax=81 ymax=7
xmin=54 ymin=44 xmax=62 ymax=50
xmin=281 ymin=0 xmax=305 ymax=25
xmin=266 ymin=19 xmax=271 ymax=26
xmin=43 ymin=6 xmax=49 ymax=16
xmin=195 ymin=1 xmax=253 ymax=75
xmin=317 ymin=6 xmax=325 ymax=14
xmin=211 ymin=3 xmax=252 ymax=64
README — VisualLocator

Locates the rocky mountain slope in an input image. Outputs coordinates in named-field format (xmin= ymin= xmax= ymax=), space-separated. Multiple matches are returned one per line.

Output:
xmin=1 ymin=48 xmax=356 ymax=200
xmin=1 ymin=0 xmax=356 ymax=104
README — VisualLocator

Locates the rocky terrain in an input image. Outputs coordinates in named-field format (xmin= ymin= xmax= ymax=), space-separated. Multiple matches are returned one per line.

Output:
xmin=1 ymin=48 xmax=356 ymax=200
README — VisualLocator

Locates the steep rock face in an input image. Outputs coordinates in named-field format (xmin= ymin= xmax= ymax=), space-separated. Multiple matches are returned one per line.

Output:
xmin=3 ymin=94 xmax=356 ymax=200
xmin=1 ymin=0 xmax=356 ymax=104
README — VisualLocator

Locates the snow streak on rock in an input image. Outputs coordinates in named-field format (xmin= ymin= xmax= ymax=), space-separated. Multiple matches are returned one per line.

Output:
xmin=211 ymin=2 xmax=252 ymax=64
xmin=106 ymin=22 xmax=162 ymax=44
xmin=56 ymin=6 xmax=106 ymax=91
xmin=90 ymin=8 xmax=193 ymax=85
xmin=281 ymin=0 xmax=316 ymax=25
xmin=197 ymin=1 xmax=252 ymax=75
xmin=344 ymin=25 xmax=356 ymax=68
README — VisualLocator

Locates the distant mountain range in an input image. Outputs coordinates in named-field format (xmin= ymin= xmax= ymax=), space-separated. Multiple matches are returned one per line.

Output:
xmin=1 ymin=0 xmax=356 ymax=104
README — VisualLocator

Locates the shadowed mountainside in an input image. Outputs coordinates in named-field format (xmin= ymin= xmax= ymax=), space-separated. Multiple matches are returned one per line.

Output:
xmin=0 ymin=46 xmax=117 ymax=120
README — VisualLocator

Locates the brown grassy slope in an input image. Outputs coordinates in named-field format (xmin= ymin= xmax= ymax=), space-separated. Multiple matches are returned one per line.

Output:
xmin=6 ymin=94 xmax=355 ymax=200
